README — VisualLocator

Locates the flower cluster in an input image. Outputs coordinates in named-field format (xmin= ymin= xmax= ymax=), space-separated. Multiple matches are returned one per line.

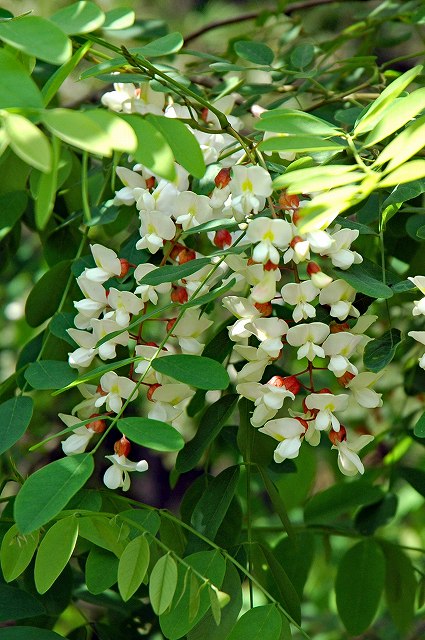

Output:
xmin=408 ymin=276 xmax=425 ymax=370
xmin=58 ymin=79 xmax=386 ymax=489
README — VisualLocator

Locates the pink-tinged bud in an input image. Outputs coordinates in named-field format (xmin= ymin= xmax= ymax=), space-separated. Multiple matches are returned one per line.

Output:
xmin=213 ymin=229 xmax=232 ymax=248
xmin=86 ymin=414 xmax=106 ymax=433
xmin=290 ymin=235 xmax=304 ymax=249
xmin=147 ymin=383 xmax=161 ymax=401
xmin=330 ymin=321 xmax=350 ymax=334
xmin=201 ymin=107 xmax=209 ymax=122
xmin=119 ymin=259 xmax=130 ymax=278
xmin=329 ymin=425 xmax=347 ymax=444
xmin=254 ymin=301 xmax=273 ymax=316
xmin=146 ymin=176 xmax=156 ymax=190
xmin=307 ymin=262 xmax=321 ymax=275
xmin=279 ymin=191 xmax=300 ymax=211
xmin=267 ymin=375 xmax=286 ymax=387
xmin=214 ymin=168 xmax=231 ymax=189
xmin=114 ymin=435 xmax=131 ymax=457
xmin=166 ymin=318 xmax=177 ymax=333
xmin=171 ymin=286 xmax=188 ymax=304
xmin=337 ymin=371 xmax=356 ymax=387
xmin=264 ymin=260 xmax=279 ymax=271
xmin=178 ymin=248 xmax=196 ymax=264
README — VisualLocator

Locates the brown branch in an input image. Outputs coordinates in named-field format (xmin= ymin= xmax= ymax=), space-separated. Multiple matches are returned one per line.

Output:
xmin=185 ymin=0 xmax=355 ymax=44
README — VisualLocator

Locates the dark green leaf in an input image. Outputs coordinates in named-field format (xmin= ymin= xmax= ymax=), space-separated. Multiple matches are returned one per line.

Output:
xmin=146 ymin=114 xmax=206 ymax=178
xmin=335 ymin=539 xmax=385 ymax=636
xmin=414 ymin=411 xmax=425 ymax=437
xmin=50 ymin=312 xmax=77 ymax=346
xmin=50 ymin=1 xmax=105 ymax=35
xmin=122 ymin=114 xmax=175 ymax=181
xmin=118 ymin=417 xmax=184 ymax=452
xmin=24 ymin=360 xmax=77 ymax=390
xmin=137 ymin=32 xmax=183 ymax=57
xmin=85 ymin=547 xmax=119 ymax=594
xmin=152 ymin=354 xmax=229 ymax=390
xmin=0 ymin=16 xmax=72 ymax=64
xmin=382 ymin=178 xmax=425 ymax=207
xmin=275 ymin=532 xmax=315 ymax=598
xmin=0 ymin=585 xmax=44 ymax=621
xmin=256 ymin=544 xmax=301 ymax=625
xmin=234 ymin=41 xmax=274 ymax=66
xmin=354 ymin=494 xmax=398 ymax=535
xmin=304 ymin=481 xmax=383 ymax=525
xmin=226 ymin=604 xmax=282 ymax=640
xmin=1 ymin=525 xmax=39 ymax=582
xmin=118 ymin=509 xmax=161 ymax=537
xmin=259 ymin=135 xmax=344 ymax=153
xmin=399 ymin=466 xmax=425 ymax=498
xmin=363 ymin=329 xmax=402 ymax=372
xmin=25 ymin=260 xmax=73 ymax=327
xmin=0 ymin=628 xmax=65 ymax=640
xmin=0 ymin=49 xmax=43 ymax=109
xmin=136 ymin=257 xmax=211 ymax=285
xmin=14 ymin=454 xmax=94 ymax=534
xmin=0 ymin=396 xmax=33 ymax=455
xmin=381 ymin=541 xmax=416 ymax=634
xmin=178 ymin=394 xmax=237 ymax=471
xmin=332 ymin=262 xmax=393 ymax=299
xmin=290 ymin=44 xmax=315 ymax=69
xmin=0 ymin=191 xmax=27 ymax=241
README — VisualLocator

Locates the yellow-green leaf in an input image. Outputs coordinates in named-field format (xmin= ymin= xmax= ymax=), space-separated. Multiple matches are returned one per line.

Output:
xmin=4 ymin=114 xmax=51 ymax=173
xmin=117 ymin=535 xmax=150 ymax=601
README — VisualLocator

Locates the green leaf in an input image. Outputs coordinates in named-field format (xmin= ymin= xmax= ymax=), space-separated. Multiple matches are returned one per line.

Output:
xmin=0 ymin=191 xmax=27 ymax=241
xmin=381 ymin=541 xmax=416 ymax=634
xmin=273 ymin=165 xmax=363 ymax=193
xmin=259 ymin=135 xmax=344 ymax=153
xmin=25 ymin=260 xmax=72 ymax=327
xmin=183 ymin=279 xmax=237 ymax=310
xmin=335 ymin=539 xmax=385 ymax=636
xmin=146 ymin=114 xmax=206 ymax=178
xmin=190 ymin=466 xmax=240 ymax=545
xmin=14 ymin=454 xmax=94 ymax=535
xmin=234 ymin=41 xmax=274 ymax=66
xmin=255 ymin=544 xmax=301 ymax=625
xmin=304 ymin=481 xmax=383 ymax=525
xmin=78 ymin=516 xmax=128 ymax=557
xmin=379 ymin=160 xmax=425 ymax=187
xmin=354 ymin=65 xmax=423 ymax=135
xmin=383 ymin=178 xmax=425 ymax=207
xmin=85 ymin=547 xmax=119 ymax=594
xmin=119 ymin=509 xmax=161 ymax=537
xmin=50 ymin=312 xmax=77 ymax=346
xmin=42 ymin=109 xmax=112 ymax=156
xmin=3 ymin=114 xmax=51 ymax=173
xmin=159 ymin=550 xmax=226 ymax=639
xmin=0 ymin=585 xmax=44 ymax=622
xmin=42 ymin=42 xmax=92 ymax=107
xmin=364 ymin=87 xmax=425 ymax=146
xmin=152 ymin=354 xmax=230 ymax=390
xmin=0 ymin=628 xmax=65 ymax=640
xmin=34 ymin=136 xmax=61 ymax=230
xmin=0 ymin=396 xmax=33 ymax=455
xmin=50 ymin=1 xmax=105 ymax=35
xmin=137 ymin=258 xmax=211 ymax=285
xmin=34 ymin=516 xmax=79 ymax=594
xmin=137 ymin=32 xmax=184 ymax=57
xmin=373 ymin=114 xmax=425 ymax=171
xmin=414 ymin=411 xmax=425 ymax=437
xmin=122 ymin=115 xmax=175 ymax=181
xmin=332 ymin=262 xmax=393 ymax=299
xmin=118 ymin=417 xmax=184 ymax=452
xmin=84 ymin=109 xmax=137 ymax=153
xmin=354 ymin=494 xmax=398 ymax=535
xmin=1 ymin=525 xmax=39 ymax=582
xmin=118 ymin=535 xmax=150 ymax=601
xmin=177 ymin=394 xmax=238 ymax=472
xmin=226 ymin=604 xmax=282 ymax=640
xmin=290 ymin=43 xmax=315 ymax=69
xmin=183 ymin=219 xmax=239 ymax=236
xmin=256 ymin=109 xmax=339 ymax=137
xmin=363 ymin=329 xmax=402 ymax=372
xmin=0 ymin=49 xmax=43 ymax=109
xmin=149 ymin=554 xmax=178 ymax=615
xmin=274 ymin=532 xmax=315 ymax=598
xmin=0 ymin=16 xmax=72 ymax=65
xmin=103 ymin=8 xmax=135 ymax=30
xmin=24 ymin=360 xmax=77 ymax=390
xmin=399 ymin=466 xmax=425 ymax=498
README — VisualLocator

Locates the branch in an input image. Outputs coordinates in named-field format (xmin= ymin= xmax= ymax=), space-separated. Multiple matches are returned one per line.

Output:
xmin=185 ymin=0 xmax=356 ymax=44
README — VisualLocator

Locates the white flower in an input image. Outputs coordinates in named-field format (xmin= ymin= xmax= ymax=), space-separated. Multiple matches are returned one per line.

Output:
xmin=346 ymin=372 xmax=383 ymax=408
xmin=236 ymin=381 xmax=295 ymax=427
xmin=73 ymin=275 xmax=108 ymax=329
xmin=135 ymin=182 xmax=178 ymax=217
xmin=103 ymin=454 xmax=149 ymax=491
xmin=233 ymin=345 xmax=271 ymax=383
xmin=319 ymin=279 xmax=359 ymax=320
xmin=95 ymin=371 xmax=137 ymax=414
xmin=134 ymin=263 xmax=171 ymax=304
xmin=101 ymin=83 xmax=139 ymax=112
xmin=332 ymin=432 xmax=374 ymax=476
xmin=60 ymin=414 xmax=95 ymax=455
xmin=85 ymin=244 xmax=122 ymax=283
xmin=223 ymin=296 xmax=261 ymax=342
xmin=113 ymin=166 xmax=149 ymax=206
xmin=244 ymin=317 xmax=288 ymax=358
xmin=259 ymin=417 xmax=306 ymax=462
xmin=148 ymin=382 xmax=195 ymax=423
xmin=174 ymin=191 xmax=213 ymax=230
xmin=136 ymin=212 xmax=176 ymax=254
xmin=286 ymin=322 xmax=330 ymax=361
xmin=134 ymin=345 xmax=168 ymax=384
xmin=304 ymin=392 xmax=349 ymax=432
xmin=321 ymin=228 xmax=363 ymax=270
xmin=408 ymin=276 xmax=425 ymax=316
xmin=281 ymin=281 xmax=319 ymax=323
xmin=246 ymin=217 xmax=292 ymax=264
xmin=106 ymin=288 xmax=144 ymax=327
xmin=225 ymin=165 xmax=273 ymax=220
xmin=322 ymin=332 xmax=362 ymax=377
xmin=170 ymin=309 xmax=213 ymax=354
xmin=250 ymin=270 xmax=280 ymax=304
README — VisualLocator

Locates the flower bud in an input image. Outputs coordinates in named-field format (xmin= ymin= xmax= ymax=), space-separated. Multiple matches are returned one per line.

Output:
xmin=147 ymin=383 xmax=161 ymax=401
xmin=330 ymin=321 xmax=350 ymax=334
xmin=114 ymin=435 xmax=131 ymax=457
xmin=177 ymin=248 xmax=196 ymax=264
xmin=267 ymin=375 xmax=301 ymax=395
xmin=86 ymin=414 xmax=106 ymax=433
xmin=329 ymin=425 xmax=347 ymax=444
xmin=337 ymin=371 xmax=356 ymax=387
xmin=254 ymin=301 xmax=273 ymax=316
xmin=146 ymin=176 xmax=156 ymax=190
xmin=296 ymin=417 xmax=309 ymax=431
xmin=170 ymin=243 xmax=185 ymax=260
xmin=213 ymin=229 xmax=232 ymax=248
xmin=119 ymin=259 xmax=130 ymax=278
xmin=264 ymin=260 xmax=279 ymax=271
xmin=214 ymin=168 xmax=231 ymax=189
xmin=307 ymin=262 xmax=332 ymax=288
xmin=290 ymin=235 xmax=304 ymax=248
xmin=171 ymin=286 xmax=188 ymax=304
xmin=201 ymin=107 xmax=209 ymax=122
xmin=279 ymin=191 xmax=300 ymax=211
xmin=166 ymin=317 xmax=177 ymax=333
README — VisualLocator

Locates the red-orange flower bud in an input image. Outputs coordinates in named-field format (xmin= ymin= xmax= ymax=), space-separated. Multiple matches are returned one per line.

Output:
xmin=214 ymin=168 xmax=231 ymax=189
xmin=307 ymin=261 xmax=321 ymax=275
xmin=279 ymin=191 xmax=300 ymax=211
xmin=337 ymin=371 xmax=356 ymax=387
xmin=146 ymin=176 xmax=156 ymax=190
xmin=119 ymin=259 xmax=130 ymax=278
xmin=213 ymin=229 xmax=232 ymax=248
xmin=166 ymin=318 xmax=177 ymax=333
xmin=147 ymin=383 xmax=161 ymax=401
xmin=330 ymin=321 xmax=350 ymax=334
xmin=290 ymin=235 xmax=304 ymax=248
xmin=264 ymin=260 xmax=279 ymax=271
xmin=87 ymin=414 xmax=106 ymax=433
xmin=178 ymin=248 xmax=196 ymax=264
xmin=329 ymin=425 xmax=347 ymax=444
xmin=254 ymin=301 xmax=273 ymax=316
xmin=114 ymin=435 xmax=131 ymax=457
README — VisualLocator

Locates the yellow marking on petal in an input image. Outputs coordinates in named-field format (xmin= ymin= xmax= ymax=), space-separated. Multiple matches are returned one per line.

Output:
xmin=242 ymin=179 xmax=253 ymax=192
